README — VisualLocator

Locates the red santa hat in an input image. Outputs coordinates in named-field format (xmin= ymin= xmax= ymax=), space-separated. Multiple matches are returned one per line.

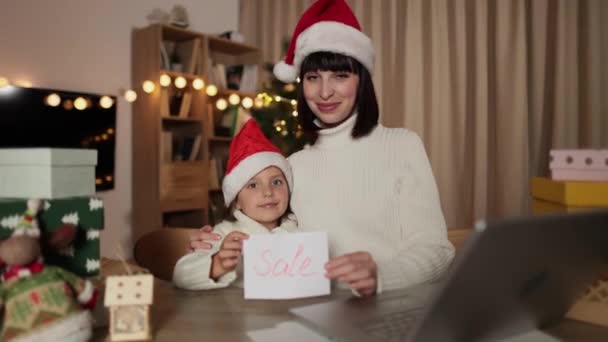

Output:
xmin=273 ymin=0 xmax=375 ymax=83
xmin=222 ymin=119 xmax=293 ymax=206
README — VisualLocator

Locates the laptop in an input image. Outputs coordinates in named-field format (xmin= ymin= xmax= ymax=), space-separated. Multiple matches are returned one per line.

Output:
xmin=290 ymin=210 xmax=608 ymax=341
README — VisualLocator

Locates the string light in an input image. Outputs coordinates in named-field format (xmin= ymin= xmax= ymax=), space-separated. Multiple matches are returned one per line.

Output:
xmin=0 ymin=77 xmax=8 ymax=88
xmin=142 ymin=80 xmax=155 ymax=93
xmin=174 ymin=76 xmax=187 ymax=89
xmin=192 ymin=78 xmax=205 ymax=90
xmin=216 ymin=98 xmax=228 ymax=111
xmin=290 ymin=99 xmax=297 ymax=106
xmin=159 ymin=74 xmax=171 ymax=87
xmin=228 ymin=93 xmax=240 ymax=106
xmin=242 ymin=97 xmax=253 ymax=109
xmin=124 ymin=89 xmax=137 ymax=102
xmin=274 ymin=95 xmax=282 ymax=102
xmin=63 ymin=99 xmax=74 ymax=110
xmin=74 ymin=97 xmax=88 ymax=110
xmin=45 ymin=93 xmax=61 ymax=107
xmin=15 ymin=80 xmax=32 ymax=88
xmin=292 ymin=110 xmax=298 ymax=117
xmin=254 ymin=97 xmax=264 ymax=108
xmin=206 ymin=84 xmax=218 ymax=96
xmin=99 ymin=96 xmax=114 ymax=109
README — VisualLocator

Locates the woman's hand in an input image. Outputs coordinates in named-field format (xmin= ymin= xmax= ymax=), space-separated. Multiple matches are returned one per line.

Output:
xmin=188 ymin=225 xmax=222 ymax=252
xmin=325 ymin=251 xmax=378 ymax=297
xmin=210 ymin=231 xmax=249 ymax=280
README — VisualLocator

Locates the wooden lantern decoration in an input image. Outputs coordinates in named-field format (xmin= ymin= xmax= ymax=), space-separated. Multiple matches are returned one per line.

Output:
xmin=104 ymin=274 xmax=154 ymax=341
xmin=566 ymin=273 xmax=608 ymax=327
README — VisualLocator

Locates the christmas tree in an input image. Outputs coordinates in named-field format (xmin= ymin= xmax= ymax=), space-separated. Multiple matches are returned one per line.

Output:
xmin=249 ymin=62 xmax=312 ymax=156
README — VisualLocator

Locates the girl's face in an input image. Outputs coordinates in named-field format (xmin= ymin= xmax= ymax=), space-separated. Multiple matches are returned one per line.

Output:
xmin=235 ymin=166 xmax=289 ymax=230
xmin=302 ymin=70 xmax=360 ymax=126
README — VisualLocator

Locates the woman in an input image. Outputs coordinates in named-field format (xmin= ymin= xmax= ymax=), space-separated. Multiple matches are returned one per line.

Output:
xmin=190 ymin=0 xmax=454 ymax=297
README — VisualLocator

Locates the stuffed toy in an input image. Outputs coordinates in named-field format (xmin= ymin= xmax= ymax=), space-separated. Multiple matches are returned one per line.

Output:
xmin=0 ymin=199 xmax=98 ymax=342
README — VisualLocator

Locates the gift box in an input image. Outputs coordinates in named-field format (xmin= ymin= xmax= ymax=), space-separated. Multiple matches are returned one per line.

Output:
xmin=550 ymin=149 xmax=608 ymax=181
xmin=531 ymin=198 xmax=596 ymax=215
xmin=0 ymin=148 xmax=97 ymax=198
xmin=530 ymin=177 xmax=608 ymax=208
xmin=0 ymin=197 xmax=103 ymax=276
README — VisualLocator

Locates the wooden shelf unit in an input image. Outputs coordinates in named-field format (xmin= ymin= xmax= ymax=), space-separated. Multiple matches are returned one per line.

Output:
xmin=132 ymin=24 xmax=260 ymax=238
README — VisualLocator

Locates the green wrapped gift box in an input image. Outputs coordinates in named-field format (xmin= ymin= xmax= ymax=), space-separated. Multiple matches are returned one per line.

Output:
xmin=0 ymin=197 xmax=103 ymax=277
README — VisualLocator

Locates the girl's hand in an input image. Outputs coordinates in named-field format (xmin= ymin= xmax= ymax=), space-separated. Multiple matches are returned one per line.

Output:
xmin=210 ymin=231 xmax=249 ymax=280
xmin=325 ymin=251 xmax=378 ymax=297
xmin=188 ymin=225 xmax=222 ymax=252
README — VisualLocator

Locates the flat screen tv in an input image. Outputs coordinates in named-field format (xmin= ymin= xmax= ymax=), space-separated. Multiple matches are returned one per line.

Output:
xmin=0 ymin=85 xmax=117 ymax=191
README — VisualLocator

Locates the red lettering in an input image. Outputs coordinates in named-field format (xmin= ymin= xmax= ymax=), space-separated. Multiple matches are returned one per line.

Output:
xmin=253 ymin=249 xmax=272 ymax=276
xmin=253 ymin=245 xmax=320 ymax=278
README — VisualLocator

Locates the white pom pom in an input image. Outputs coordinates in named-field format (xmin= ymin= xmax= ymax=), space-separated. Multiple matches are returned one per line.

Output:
xmin=273 ymin=61 xmax=298 ymax=83
xmin=27 ymin=198 xmax=42 ymax=213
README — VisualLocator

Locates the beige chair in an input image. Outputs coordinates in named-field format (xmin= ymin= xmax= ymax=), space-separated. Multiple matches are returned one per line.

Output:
xmin=133 ymin=228 xmax=194 ymax=281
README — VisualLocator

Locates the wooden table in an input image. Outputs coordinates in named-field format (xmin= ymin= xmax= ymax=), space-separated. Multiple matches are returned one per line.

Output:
xmin=92 ymin=279 xmax=608 ymax=341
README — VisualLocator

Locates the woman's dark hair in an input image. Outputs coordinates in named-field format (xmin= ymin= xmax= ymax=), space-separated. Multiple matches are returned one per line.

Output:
xmin=297 ymin=51 xmax=379 ymax=143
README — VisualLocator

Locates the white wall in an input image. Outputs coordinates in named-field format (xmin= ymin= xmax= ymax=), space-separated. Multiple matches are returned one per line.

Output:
xmin=0 ymin=0 xmax=239 ymax=258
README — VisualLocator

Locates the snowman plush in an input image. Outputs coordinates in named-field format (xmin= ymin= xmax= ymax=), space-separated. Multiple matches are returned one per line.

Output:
xmin=0 ymin=199 xmax=97 ymax=342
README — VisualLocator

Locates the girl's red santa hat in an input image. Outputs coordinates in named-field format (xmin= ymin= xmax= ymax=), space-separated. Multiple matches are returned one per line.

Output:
xmin=222 ymin=119 xmax=293 ymax=206
xmin=273 ymin=0 xmax=375 ymax=83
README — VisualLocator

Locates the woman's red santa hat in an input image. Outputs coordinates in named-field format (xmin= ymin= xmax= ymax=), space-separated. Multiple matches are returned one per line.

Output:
xmin=273 ymin=0 xmax=375 ymax=83
xmin=222 ymin=119 xmax=293 ymax=206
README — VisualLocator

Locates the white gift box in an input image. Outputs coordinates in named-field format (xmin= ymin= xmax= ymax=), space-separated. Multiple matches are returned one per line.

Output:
xmin=0 ymin=148 xmax=97 ymax=198
xmin=549 ymin=149 xmax=608 ymax=181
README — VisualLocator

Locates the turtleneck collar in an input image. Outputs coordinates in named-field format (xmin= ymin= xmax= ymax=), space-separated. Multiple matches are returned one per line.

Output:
xmin=315 ymin=113 xmax=358 ymax=148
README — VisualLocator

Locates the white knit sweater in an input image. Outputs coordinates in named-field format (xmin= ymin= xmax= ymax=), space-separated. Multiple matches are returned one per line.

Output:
xmin=173 ymin=210 xmax=297 ymax=290
xmin=288 ymin=114 xmax=455 ymax=293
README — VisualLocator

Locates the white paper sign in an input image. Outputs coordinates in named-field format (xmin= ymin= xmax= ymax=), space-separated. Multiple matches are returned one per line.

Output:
xmin=243 ymin=232 xmax=330 ymax=299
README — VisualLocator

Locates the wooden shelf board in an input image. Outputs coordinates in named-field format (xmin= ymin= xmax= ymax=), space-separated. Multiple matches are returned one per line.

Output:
xmin=161 ymin=70 xmax=203 ymax=80
xmin=208 ymin=36 xmax=258 ymax=54
xmin=160 ymin=24 xmax=203 ymax=41
xmin=209 ymin=136 xmax=232 ymax=143
xmin=161 ymin=115 xmax=204 ymax=123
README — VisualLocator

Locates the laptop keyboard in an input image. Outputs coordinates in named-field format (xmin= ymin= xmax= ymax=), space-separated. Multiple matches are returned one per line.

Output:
xmin=359 ymin=307 xmax=424 ymax=341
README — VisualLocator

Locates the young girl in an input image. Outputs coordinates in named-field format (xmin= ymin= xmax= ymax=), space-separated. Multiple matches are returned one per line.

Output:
xmin=173 ymin=119 xmax=296 ymax=290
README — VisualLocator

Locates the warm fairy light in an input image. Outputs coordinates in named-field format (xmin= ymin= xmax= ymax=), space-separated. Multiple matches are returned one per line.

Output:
xmin=159 ymin=74 xmax=172 ymax=87
xmin=241 ymin=97 xmax=253 ymax=109
xmin=74 ymin=97 xmax=88 ymax=110
xmin=124 ymin=89 xmax=137 ymax=102
xmin=0 ymin=77 xmax=9 ymax=88
xmin=45 ymin=93 xmax=61 ymax=107
xmin=107 ymin=128 xmax=114 ymax=134
xmin=206 ymin=84 xmax=218 ymax=96
xmin=284 ymin=83 xmax=296 ymax=92
xmin=292 ymin=110 xmax=298 ymax=117
xmin=281 ymin=129 xmax=288 ymax=136
xmin=15 ymin=80 xmax=32 ymax=88
xmin=142 ymin=80 xmax=155 ymax=93
xmin=99 ymin=96 xmax=114 ymax=109
xmin=228 ymin=93 xmax=240 ymax=106
xmin=254 ymin=97 xmax=264 ymax=108
xmin=94 ymin=136 xmax=101 ymax=142
xmin=63 ymin=99 xmax=74 ymax=110
xmin=105 ymin=175 xmax=113 ymax=181
xmin=192 ymin=78 xmax=205 ymax=90
xmin=174 ymin=76 xmax=187 ymax=89
xmin=216 ymin=98 xmax=228 ymax=111
xmin=101 ymin=134 xmax=109 ymax=140
xmin=296 ymin=77 xmax=301 ymax=83
xmin=275 ymin=126 xmax=282 ymax=132
xmin=280 ymin=120 xmax=286 ymax=125
xmin=274 ymin=95 xmax=282 ymax=102
xmin=290 ymin=99 xmax=297 ymax=106
xmin=96 ymin=178 xmax=102 ymax=185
